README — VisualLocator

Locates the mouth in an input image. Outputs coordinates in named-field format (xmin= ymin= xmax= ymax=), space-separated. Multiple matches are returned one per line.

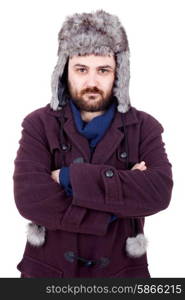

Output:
xmin=87 ymin=93 xmax=99 ymax=95
xmin=85 ymin=92 xmax=100 ymax=96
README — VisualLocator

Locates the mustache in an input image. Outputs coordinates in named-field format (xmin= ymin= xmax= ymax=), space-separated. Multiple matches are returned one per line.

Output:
xmin=80 ymin=87 xmax=103 ymax=96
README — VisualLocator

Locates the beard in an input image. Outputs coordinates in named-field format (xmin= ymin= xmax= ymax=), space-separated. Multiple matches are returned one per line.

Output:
xmin=67 ymin=81 xmax=114 ymax=112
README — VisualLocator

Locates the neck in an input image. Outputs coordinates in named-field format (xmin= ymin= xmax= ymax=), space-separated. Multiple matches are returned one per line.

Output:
xmin=80 ymin=110 xmax=105 ymax=122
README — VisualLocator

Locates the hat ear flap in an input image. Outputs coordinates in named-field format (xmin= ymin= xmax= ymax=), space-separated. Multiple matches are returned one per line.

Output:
xmin=57 ymin=60 xmax=69 ymax=107
xmin=50 ymin=53 xmax=68 ymax=111
xmin=114 ymin=50 xmax=131 ymax=113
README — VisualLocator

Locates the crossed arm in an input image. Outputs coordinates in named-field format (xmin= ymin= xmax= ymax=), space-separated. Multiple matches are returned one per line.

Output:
xmin=51 ymin=161 xmax=147 ymax=183
xmin=13 ymin=114 xmax=173 ymax=236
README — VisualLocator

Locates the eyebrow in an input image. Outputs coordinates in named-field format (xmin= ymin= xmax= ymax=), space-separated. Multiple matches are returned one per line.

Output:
xmin=73 ymin=64 xmax=114 ymax=70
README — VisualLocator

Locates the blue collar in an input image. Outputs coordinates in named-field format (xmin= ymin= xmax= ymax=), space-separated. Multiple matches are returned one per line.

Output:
xmin=69 ymin=99 xmax=116 ymax=148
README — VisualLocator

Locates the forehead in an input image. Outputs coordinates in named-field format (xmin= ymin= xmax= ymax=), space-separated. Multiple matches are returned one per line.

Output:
xmin=69 ymin=54 xmax=116 ymax=68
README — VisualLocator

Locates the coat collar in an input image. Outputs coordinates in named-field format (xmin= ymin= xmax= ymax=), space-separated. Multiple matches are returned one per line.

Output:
xmin=45 ymin=102 xmax=139 ymax=127
xmin=45 ymin=102 xmax=139 ymax=164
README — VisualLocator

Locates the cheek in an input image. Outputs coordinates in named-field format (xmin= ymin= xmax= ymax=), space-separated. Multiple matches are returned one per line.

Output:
xmin=73 ymin=76 xmax=86 ymax=88
xmin=101 ymin=77 xmax=114 ymax=92
xmin=69 ymin=78 xmax=82 ymax=93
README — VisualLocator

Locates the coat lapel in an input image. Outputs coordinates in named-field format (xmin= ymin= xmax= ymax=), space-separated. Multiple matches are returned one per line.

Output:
xmin=91 ymin=106 xmax=139 ymax=164
xmin=62 ymin=104 xmax=91 ymax=162
xmin=46 ymin=102 xmax=139 ymax=164
xmin=91 ymin=112 xmax=124 ymax=164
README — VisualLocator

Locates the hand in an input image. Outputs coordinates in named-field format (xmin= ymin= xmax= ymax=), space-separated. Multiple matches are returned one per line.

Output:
xmin=131 ymin=161 xmax=147 ymax=171
xmin=51 ymin=169 xmax=60 ymax=184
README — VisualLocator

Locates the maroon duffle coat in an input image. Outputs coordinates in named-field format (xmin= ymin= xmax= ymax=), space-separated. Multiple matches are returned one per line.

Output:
xmin=13 ymin=102 xmax=173 ymax=278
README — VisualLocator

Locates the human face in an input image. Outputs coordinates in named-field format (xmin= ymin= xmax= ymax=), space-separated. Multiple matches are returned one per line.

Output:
xmin=67 ymin=54 xmax=116 ymax=112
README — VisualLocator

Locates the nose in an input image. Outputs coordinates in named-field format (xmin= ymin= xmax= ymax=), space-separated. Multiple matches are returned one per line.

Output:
xmin=85 ymin=72 xmax=98 ymax=87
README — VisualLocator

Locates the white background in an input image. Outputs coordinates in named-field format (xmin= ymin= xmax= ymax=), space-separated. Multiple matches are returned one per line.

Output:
xmin=0 ymin=0 xmax=184 ymax=278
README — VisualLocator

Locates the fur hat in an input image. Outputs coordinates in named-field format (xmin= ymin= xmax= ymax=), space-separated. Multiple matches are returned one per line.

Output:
xmin=50 ymin=10 xmax=131 ymax=113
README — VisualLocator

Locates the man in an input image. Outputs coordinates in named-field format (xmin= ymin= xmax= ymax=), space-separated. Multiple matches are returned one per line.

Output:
xmin=13 ymin=10 xmax=173 ymax=278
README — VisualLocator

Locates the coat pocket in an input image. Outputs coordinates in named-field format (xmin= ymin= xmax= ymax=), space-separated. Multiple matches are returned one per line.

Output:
xmin=109 ymin=264 xmax=151 ymax=278
xmin=17 ymin=255 xmax=63 ymax=278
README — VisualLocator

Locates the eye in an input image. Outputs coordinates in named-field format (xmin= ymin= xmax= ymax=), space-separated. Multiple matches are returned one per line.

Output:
xmin=99 ymin=68 xmax=109 ymax=74
xmin=76 ymin=68 xmax=87 ymax=73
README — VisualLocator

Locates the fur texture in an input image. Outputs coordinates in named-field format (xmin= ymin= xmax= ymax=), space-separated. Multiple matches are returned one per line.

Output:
xmin=125 ymin=233 xmax=148 ymax=258
xmin=26 ymin=222 xmax=46 ymax=247
xmin=50 ymin=10 xmax=131 ymax=113
xmin=26 ymin=222 xmax=148 ymax=258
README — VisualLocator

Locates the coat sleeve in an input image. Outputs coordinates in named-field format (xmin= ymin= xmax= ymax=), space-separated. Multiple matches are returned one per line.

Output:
xmin=13 ymin=114 xmax=111 ymax=235
xmin=70 ymin=115 xmax=174 ymax=217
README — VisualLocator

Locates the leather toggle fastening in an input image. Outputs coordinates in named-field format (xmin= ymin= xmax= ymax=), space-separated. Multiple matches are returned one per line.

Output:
xmin=64 ymin=251 xmax=96 ymax=267
xmin=64 ymin=251 xmax=110 ymax=268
